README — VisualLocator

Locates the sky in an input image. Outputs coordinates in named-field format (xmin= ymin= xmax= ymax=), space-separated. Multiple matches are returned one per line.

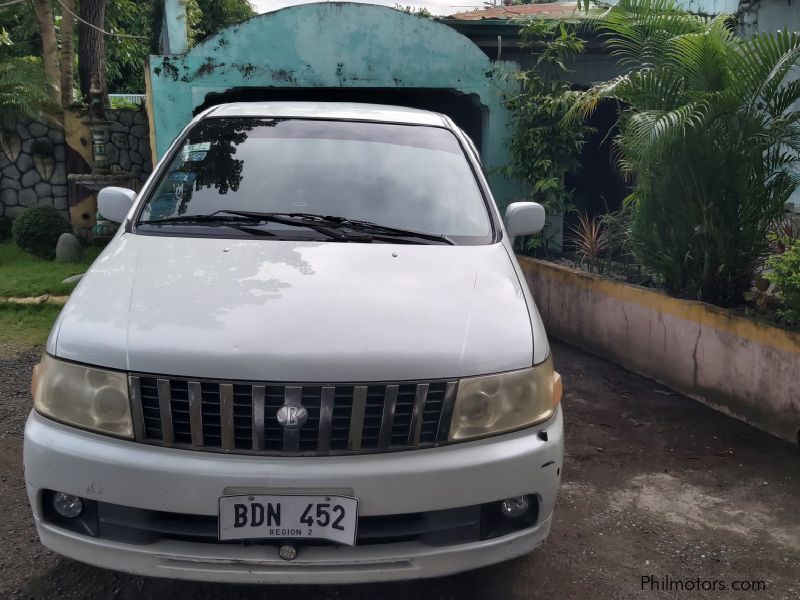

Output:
xmin=250 ymin=0 xmax=487 ymax=17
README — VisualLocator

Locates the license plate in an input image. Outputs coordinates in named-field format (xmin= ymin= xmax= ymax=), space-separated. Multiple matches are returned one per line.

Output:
xmin=218 ymin=494 xmax=358 ymax=546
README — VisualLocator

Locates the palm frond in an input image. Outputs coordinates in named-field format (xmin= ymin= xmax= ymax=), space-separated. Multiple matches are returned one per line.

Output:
xmin=622 ymin=102 xmax=709 ymax=162
xmin=735 ymin=30 xmax=800 ymax=112
xmin=0 ymin=55 xmax=58 ymax=125
xmin=599 ymin=0 xmax=707 ymax=68
xmin=764 ymin=78 xmax=800 ymax=116
xmin=664 ymin=17 xmax=736 ymax=93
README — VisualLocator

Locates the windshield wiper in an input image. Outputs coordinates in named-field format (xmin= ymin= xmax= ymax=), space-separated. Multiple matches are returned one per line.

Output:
xmin=220 ymin=211 xmax=455 ymax=245
xmin=334 ymin=217 xmax=455 ymax=246
xmin=139 ymin=213 xmax=262 ymax=225
xmin=138 ymin=210 xmax=363 ymax=242
xmin=139 ymin=210 xmax=453 ymax=244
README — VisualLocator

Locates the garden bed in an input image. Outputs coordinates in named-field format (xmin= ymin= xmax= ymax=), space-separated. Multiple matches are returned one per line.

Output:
xmin=519 ymin=256 xmax=800 ymax=444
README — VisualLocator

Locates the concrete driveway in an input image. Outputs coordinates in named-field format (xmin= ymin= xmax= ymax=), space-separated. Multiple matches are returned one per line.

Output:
xmin=1 ymin=340 xmax=797 ymax=599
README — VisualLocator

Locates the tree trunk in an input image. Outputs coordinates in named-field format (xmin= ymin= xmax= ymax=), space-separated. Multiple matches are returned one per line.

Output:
xmin=60 ymin=0 xmax=76 ymax=107
xmin=78 ymin=0 xmax=108 ymax=106
xmin=31 ymin=0 xmax=61 ymax=103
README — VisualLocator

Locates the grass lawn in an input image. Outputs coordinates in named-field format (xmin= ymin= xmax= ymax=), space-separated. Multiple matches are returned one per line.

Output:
xmin=0 ymin=241 xmax=102 ymax=297
xmin=0 ymin=302 xmax=62 ymax=355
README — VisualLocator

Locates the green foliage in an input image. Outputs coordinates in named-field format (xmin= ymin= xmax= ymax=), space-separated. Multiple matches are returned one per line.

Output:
xmin=0 ymin=55 xmax=56 ymax=122
xmin=504 ymin=20 xmax=593 ymax=254
xmin=188 ymin=0 xmax=256 ymax=45
xmin=0 ymin=217 xmax=12 ymax=241
xmin=0 ymin=32 xmax=56 ymax=123
xmin=394 ymin=5 xmax=433 ymax=17
xmin=12 ymin=206 xmax=72 ymax=261
xmin=572 ymin=0 xmax=800 ymax=305
xmin=765 ymin=239 xmax=800 ymax=326
xmin=108 ymin=97 xmax=141 ymax=110
xmin=0 ymin=6 xmax=40 ymax=58
xmin=105 ymin=0 xmax=157 ymax=94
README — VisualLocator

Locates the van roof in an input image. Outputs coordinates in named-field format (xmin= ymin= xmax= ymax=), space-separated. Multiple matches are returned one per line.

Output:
xmin=205 ymin=101 xmax=450 ymax=127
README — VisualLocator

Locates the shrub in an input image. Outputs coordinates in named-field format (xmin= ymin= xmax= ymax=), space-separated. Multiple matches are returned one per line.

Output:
xmin=572 ymin=0 xmax=800 ymax=305
xmin=765 ymin=239 xmax=800 ymax=326
xmin=0 ymin=216 xmax=11 ymax=241
xmin=12 ymin=206 xmax=72 ymax=260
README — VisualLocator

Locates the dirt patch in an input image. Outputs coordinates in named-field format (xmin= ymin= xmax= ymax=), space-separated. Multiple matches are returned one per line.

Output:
xmin=0 ymin=340 xmax=797 ymax=599
xmin=1 ymin=295 xmax=69 ymax=305
xmin=0 ymin=349 xmax=39 ymax=439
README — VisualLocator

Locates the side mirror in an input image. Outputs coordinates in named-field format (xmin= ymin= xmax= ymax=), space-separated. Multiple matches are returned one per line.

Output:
xmin=98 ymin=187 xmax=137 ymax=224
xmin=504 ymin=202 xmax=546 ymax=238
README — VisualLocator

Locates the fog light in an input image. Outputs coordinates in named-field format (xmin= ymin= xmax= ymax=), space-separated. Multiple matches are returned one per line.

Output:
xmin=500 ymin=495 xmax=529 ymax=518
xmin=53 ymin=492 xmax=83 ymax=518
xmin=278 ymin=544 xmax=297 ymax=561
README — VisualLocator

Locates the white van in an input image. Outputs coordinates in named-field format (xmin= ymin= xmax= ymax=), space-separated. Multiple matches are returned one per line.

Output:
xmin=24 ymin=102 xmax=563 ymax=583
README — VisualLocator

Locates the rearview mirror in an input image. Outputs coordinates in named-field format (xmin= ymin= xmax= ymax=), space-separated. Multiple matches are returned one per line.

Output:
xmin=504 ymin=202 xmax=546 ymax=238
xmin=98 ymin=187 xmax=137 ymax=224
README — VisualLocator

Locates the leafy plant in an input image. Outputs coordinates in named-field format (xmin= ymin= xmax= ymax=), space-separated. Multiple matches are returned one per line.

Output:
xmin=504 ymin=19 xmax=594 ymax=254
xmin=571 ymin=0 xmax=800 ymax=306
xmin=568 ymin=212 xmax=608 ymax=272
xmin=0 ymin=33 xmax=57 ymax=123
xmin=765 ymin=239 xmax=800 ymax=326
xmin=769 ymin=216 xmax=799 ymax=254
xmin=12 ymin=206 xmax=72 ymax=260
xmin=104 ymin=0 xmax=156 ymax=95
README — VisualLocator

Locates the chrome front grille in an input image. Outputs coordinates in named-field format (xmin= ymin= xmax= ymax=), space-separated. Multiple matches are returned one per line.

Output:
xmin=129 ymin=375 xmax=458 ymax=455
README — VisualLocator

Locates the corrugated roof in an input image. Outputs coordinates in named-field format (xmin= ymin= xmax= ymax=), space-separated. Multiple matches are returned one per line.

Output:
xmin=447 ymin=2 xmax=579 ymax=21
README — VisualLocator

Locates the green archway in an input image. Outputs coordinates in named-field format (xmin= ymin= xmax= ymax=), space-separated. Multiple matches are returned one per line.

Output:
xmin=147 ymin=2 xmax=520 ymax=203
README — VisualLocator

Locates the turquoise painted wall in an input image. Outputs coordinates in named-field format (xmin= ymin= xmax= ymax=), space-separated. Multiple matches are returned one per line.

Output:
xmin=162 ymin=0 xmax=189 ymax=54
xmin=147 ymin=2 xmax=523 ymax=205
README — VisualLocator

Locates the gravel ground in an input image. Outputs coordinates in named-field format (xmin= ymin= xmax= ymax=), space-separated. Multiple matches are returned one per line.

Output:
xmin=1 ymin=340 xmax=798 ymax=599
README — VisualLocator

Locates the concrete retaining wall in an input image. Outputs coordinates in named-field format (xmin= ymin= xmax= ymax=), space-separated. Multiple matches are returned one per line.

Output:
xmin=519 ymin=257 xmax=800 ymax=444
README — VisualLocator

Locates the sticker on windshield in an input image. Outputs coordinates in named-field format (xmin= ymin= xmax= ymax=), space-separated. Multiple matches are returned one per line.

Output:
xmin=186 ymin=142 xmax=211 ymax=152
xmin=167 ymin=171 xmax=197 ymax=183
xmin=186 ymin=151 xmax=207 ymax=162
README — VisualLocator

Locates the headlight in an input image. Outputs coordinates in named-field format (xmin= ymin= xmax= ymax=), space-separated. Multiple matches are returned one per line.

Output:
xmin=449 ymin=356 xmax=561 ymax=441
xmin=32 ymin=354 xmax=133 ymax=438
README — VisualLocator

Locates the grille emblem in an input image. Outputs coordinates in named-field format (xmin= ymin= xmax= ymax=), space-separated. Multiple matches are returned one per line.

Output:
xmin=277 ymin=405 xmax=308 ymax=429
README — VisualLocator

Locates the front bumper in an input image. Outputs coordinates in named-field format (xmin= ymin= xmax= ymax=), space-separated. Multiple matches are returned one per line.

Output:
xmin=24 ymin=406 xmax=563 ymax=583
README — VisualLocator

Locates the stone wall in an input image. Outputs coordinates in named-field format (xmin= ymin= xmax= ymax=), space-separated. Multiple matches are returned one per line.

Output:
xmin=0 ymin=117 xmax=67 ymax=218
xmin=0 ymin=109 xmax=153 ymax=223
xmin=104 ymin=108 xmax=152 ymax=179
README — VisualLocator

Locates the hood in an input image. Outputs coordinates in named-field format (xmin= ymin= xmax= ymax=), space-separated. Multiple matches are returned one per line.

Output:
xmin=52 ymin=235 xmax=536 ymax=381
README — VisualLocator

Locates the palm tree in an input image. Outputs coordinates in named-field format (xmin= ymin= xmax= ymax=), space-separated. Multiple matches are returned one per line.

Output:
xmin=571 ymin=0 xmax=800 ymax=305
xmin=0 ymin=56 xmax=55 ymax=123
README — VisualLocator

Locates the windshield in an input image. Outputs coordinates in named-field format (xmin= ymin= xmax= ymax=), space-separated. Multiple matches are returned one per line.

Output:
xmin=136 ymin=117 xmax=493 ymax=244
